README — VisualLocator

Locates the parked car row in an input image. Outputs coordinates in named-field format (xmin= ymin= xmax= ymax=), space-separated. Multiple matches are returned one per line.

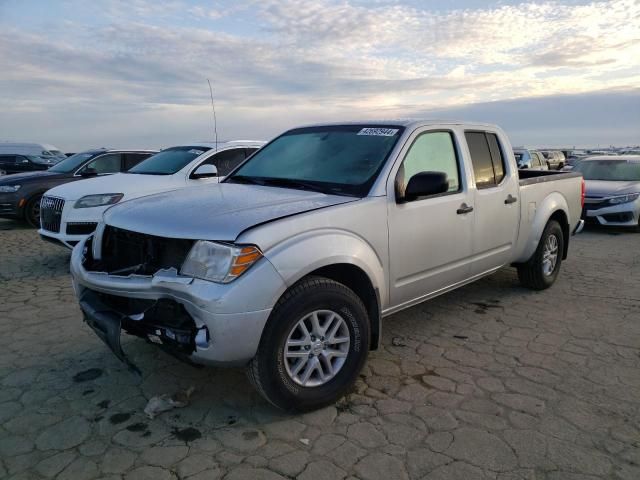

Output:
xmin=3 ymin=122 xmax=636 ymax=411
xmin=0 ymin=149 xmax=157 ymax=227
xmin=38 ymin=141 xmax=263 ymax=247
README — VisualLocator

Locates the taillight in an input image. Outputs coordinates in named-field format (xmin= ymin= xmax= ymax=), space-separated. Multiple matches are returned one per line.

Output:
xmin=581 ymin=177 xmax=585 ymax=208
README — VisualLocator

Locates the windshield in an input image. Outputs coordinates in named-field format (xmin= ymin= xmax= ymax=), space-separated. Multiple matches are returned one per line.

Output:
xmin=49 ymin=151 xmax=99 ymax=173
xmin=575 ymin=160 xmax=640 ymax=181
xmin=28 ymin=155 xmax=59 ymax=165
xmin=127 ymin=146 xmax=211 ymax=175
xmin=226 ymin=125 xmax=404 ymax=196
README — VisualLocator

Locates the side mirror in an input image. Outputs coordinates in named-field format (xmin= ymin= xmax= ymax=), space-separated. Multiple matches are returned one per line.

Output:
xmin=192 ymin=164 xmax=217 ymax=179
xmin=520 ymin=164 xmax=528 ymax=169
xmin=401 ymin=171 xmax=449 ymax=202
xmin=80 ymin=168 xmax=98 ymax=177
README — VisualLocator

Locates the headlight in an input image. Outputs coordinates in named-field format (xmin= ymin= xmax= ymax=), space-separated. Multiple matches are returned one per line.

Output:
xmin=181 ymin=241 xmax=263 ymax=283
xmin=74 ymin=193 xmax=124 ymax=209
xmin=0 ymin=185 xmax=21 ymax=193
xmin=608 ymin=193 xmax=640 ymax=205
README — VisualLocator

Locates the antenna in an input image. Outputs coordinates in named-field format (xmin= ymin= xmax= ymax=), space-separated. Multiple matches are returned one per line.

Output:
xmin=207 ymin=79 xmax=218 ymax=152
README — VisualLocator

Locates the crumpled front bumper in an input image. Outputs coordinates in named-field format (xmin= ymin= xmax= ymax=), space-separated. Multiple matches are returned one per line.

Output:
xmin=71 ymin=237 xmax=287 ymax=369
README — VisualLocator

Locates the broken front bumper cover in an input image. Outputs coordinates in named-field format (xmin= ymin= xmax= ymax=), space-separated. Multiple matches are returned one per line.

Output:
xmin=79 ymin=289 xmax=142 ymax=375
xmin=79 ymin=289 xmax=209 ymax=374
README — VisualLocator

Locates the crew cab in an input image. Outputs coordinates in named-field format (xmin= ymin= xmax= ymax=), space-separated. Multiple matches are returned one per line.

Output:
xmin=0 ymin=149 xmax=156 ymax=227
xmin=70 ymin=121 xmax=584 ymax=411
xmin=40 ymin=141 xmax=264 ymax=248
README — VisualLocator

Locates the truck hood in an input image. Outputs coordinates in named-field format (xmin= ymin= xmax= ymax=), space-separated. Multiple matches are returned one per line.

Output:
xmin=584 ymin=180 xmax=640 ymax=197
xmin=45 ymin=172 xmax=181 ymax=201
xmin=103 ymin=183 xmax=359 ymax=241
xmin=0 ymin=170 xmax=66 ymax=185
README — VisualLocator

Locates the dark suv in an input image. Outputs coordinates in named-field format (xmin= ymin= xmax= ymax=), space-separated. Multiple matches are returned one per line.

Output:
xmin=0 ymin=154 xmax=57 ymax=175
xmin=0 ymin=149 xmax=156 ymax=227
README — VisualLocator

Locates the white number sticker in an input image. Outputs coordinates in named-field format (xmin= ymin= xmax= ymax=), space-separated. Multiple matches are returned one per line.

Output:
xmin=188 ymin=149 xmax=205 ymax=155
xmin=357 ymin=128 xmax=399 ymax=136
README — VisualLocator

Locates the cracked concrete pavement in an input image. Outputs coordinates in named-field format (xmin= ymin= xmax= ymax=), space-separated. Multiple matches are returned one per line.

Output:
xmin=1 ymin=219 xmax=639 ymax=479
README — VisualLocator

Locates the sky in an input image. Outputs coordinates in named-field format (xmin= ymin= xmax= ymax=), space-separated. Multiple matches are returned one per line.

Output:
xmin=0 ymin=0 xmax=638 ymax=151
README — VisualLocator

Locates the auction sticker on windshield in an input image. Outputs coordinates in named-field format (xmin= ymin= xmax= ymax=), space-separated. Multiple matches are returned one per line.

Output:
xmin=357 ymin=128 xmax=399 ymax=136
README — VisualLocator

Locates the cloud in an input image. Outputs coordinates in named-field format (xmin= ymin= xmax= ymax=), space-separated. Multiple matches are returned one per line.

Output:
xmin=0 ymin=0 xmax=638 ymax=149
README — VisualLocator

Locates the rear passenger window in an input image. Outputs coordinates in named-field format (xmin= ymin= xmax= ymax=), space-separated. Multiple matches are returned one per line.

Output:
xmin=465 ymin=131 xmax=507 ymax=188
xmin=396 ymin=131 xmax=460 ymax=198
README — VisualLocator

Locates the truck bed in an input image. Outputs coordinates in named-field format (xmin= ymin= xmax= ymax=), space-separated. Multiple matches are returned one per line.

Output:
xmin=512 ymin=169 xmax=584 ymax=264
xmin=518 ymin=169 xmax=582 ymax=185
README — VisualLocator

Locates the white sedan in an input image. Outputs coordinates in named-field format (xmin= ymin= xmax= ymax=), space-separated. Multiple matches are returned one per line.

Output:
xmin=39 ymin=141 xmax=264 ymax=248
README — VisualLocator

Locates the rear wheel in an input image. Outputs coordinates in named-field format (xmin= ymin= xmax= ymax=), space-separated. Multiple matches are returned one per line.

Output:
xmin=24 ymin=194 xmax=42 ymax=228
xmin=517 ymin=220 xmax=564 ymax=290
xmin=247 ymin=276 xmax=370 ymax=411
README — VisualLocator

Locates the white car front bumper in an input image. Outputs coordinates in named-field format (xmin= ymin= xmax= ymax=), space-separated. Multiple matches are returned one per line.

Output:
xmin=39 ymin=196 xmax=110 ymax=248
xmin=583 ymin=198 xmax=640 ymax=228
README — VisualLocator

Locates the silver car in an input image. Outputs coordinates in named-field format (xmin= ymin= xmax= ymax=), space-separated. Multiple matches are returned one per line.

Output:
xmin=70 ymin=120 xmax=584 ymax=410
xmin=576 ymin=155 xmax=640 ymax=230
xmin=513 ymin=148 xmax=548 ymax=170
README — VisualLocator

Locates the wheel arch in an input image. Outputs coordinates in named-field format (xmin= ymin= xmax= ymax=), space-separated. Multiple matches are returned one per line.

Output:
xmin=263 ymin=230 xmax=386 ymax=351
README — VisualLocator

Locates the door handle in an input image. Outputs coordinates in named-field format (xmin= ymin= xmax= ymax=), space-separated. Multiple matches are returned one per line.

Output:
xmin=457 ymin=203 xmax=474 ymax=214
xmin=504 ymin=194 xmax=517 ymax=205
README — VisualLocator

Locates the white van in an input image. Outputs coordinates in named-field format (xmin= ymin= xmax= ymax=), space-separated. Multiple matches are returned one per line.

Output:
xmin=0 ymin=143 xmax=66 ymax=162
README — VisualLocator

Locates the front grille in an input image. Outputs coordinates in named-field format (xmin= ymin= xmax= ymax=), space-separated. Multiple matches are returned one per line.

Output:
xmin=86 ymin=226 xmax=194 ymax=276
xmin=40 ymin=196 xmax=65 ymax=233
xmin=66 ymin=222 xmax=98 ymax=235
xmin=602 ymin=212 xmax=634 ymax=223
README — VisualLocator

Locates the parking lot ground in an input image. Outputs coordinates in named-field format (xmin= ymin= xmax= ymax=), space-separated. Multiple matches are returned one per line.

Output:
xmin=0 ymin=219 xmax=639 ymax=480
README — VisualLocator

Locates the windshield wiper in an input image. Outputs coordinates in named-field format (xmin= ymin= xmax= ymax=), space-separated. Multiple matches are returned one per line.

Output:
xmin=228 ymin=175 xmax=359 ymax=197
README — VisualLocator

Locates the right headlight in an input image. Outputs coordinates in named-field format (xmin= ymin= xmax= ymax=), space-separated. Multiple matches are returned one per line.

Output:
xmin=180 ymin=241 xmax=262 ymax=283
xmin=0 ymin=185 xmax=21 ymax=193
xmin=74 ymin=193 xmax=124 ymax=209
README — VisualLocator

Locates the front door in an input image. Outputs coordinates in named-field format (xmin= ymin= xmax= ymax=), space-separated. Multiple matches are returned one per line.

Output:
xmin=388 ymin=129 xmax=474 ymax=309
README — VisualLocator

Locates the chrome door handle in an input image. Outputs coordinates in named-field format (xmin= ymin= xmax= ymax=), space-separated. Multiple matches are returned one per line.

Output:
xmin=457 ymin=203 xmax=474 ymax=214
xmin=504 ymin=195 xmax=517 ymax=205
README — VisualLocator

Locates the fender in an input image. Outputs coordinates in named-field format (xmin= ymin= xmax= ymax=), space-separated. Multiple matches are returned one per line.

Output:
xmin=263 ymin=228 xmax=387 ymax=309
xmin=514 ymin=191 xmax=569 ymax=264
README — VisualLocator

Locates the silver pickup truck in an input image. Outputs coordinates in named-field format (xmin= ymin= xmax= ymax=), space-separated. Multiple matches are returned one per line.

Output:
xmin=71 ymin=120 xmax=584 ymax=411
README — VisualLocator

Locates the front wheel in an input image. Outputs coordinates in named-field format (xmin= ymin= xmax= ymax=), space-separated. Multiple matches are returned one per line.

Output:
xmin=25 ymin=194 xmax=42 ymax=228
xmin=517 ymin=220 xmax=564 ymax=290
xmin=247 ymin=276 xmax=370 ymax=412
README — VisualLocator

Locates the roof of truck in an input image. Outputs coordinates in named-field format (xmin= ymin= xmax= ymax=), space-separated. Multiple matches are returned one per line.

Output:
xmin=295 ymin=119 xmax=500 ymax=130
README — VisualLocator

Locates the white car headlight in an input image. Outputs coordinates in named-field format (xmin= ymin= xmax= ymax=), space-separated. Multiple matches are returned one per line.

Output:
xmin=74 ymin=193 xmax=124 ymax=209
xmin=608 ymin=193 xmax=640 ymax=205
xmin=181 ymin=241 xmax=262 ymax=283
xmin=0 ymin=185 xmax=21 ymax=193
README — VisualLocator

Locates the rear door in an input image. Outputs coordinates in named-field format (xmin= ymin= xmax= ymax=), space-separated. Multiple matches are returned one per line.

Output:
xmin=465 ymin=131 xmax=520 ymax=276
xmin=387 ymin=129 xmax=474 ymax=308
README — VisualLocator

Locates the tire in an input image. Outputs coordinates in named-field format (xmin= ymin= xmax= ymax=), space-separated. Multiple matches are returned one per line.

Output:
xmin=24 ymin=194 xmax=42 ymax=228
xmin=247 ymin=276 xmax=370 ymax=412
xmin=518 ymin=220 xmax=564 ymax=290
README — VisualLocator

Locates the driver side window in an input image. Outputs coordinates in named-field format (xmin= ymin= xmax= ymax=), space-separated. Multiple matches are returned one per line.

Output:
xmin=396 ymin=131 xmax=460 ymax=198
xmin=78 ymin=153 xmax=121 ymax=175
